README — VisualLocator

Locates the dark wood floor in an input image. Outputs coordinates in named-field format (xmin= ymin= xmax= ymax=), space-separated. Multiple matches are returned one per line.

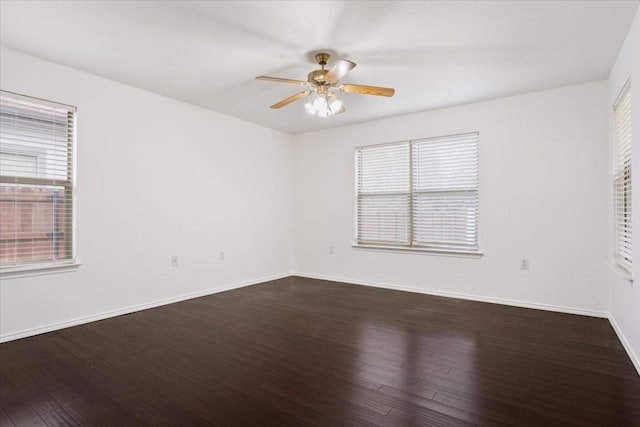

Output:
xmin=1 ymin=276 xmax=639 ymax=426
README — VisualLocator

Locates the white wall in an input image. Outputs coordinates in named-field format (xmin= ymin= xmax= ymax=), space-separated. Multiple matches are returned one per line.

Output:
xmin=0 ymin=48 xmax=293 ymax=341
xmin=0 ymin=46 xmax=621 ymax=352
xmin=608 ymin=8 xmax=640 ymax=374
xmin=293 ymin=81 xmax=610 ymax=315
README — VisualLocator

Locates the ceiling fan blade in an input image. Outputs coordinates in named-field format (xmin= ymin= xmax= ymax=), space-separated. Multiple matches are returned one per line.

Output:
xmin=256 ymin=76 xmax=310 ymax=86
xmin=270 ymin=90 xmax=313 ymax=109
xmin=339 ymin=84 xmax=395 ymax=97
xmin=325 ymin=59 xmax=356 ymax=83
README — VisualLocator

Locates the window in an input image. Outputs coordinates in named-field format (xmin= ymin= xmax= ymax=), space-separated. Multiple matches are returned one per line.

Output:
xmin=355 ymin=132 xmax=479 ymax=253
xmin=0 ymin=91 xmax=76 ymax=271
xmin=613 ymin=81 xmax=632 ymax=273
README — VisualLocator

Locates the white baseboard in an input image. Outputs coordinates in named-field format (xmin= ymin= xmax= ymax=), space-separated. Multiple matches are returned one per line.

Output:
xmin=608 ymin=315 xmax=640 ymax=376
xmin=5 ymin=271 xmax=637 ymax=377
xmin=293 ymin=272 xmax=609 ymax=318
xmin=0 ymin=272 xmax=293 ymax=343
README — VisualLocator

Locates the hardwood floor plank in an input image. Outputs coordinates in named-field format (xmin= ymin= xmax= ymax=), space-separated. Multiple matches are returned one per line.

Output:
xmin=1 ymin=276 xmax=639 ymax=426
xmin=39 ymin=407 xmax=81 ymax=427
xmin=0 ymin=409 xmax=16 ymax=427
xmin=0 ymin=373 xmax=47 ymax=427
xmin=385 ymin=406 xmax=476 ymax=427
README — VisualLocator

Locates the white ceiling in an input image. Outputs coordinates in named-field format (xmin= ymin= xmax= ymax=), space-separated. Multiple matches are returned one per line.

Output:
xmin=1 ymin=1 xmax=638 ymax=135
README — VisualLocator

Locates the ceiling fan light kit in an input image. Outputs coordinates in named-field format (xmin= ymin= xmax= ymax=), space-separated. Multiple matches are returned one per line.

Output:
xmin=256 ymin=52 xmax=395 ymax=118
xmin=304 ymin=92 xmax=344 ymax=118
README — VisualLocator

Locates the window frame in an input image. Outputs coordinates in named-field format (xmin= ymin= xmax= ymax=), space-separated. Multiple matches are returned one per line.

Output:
xmin=0 ymin=90 xmax=78 ymax=275
xmin=354 ymin=132 xmax=481 ymax=257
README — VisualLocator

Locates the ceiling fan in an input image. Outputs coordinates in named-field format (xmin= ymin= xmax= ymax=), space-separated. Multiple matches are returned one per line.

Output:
xmin=255 ymin=52 xmax=395 ymax=117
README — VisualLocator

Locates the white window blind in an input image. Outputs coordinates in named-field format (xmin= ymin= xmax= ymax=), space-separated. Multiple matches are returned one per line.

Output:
xmin=613 ymin=81 xmax=632 ymax=272
xmin=356 ymin=132 xmax=479 ymax=252
xmin=412 ymin=133 xmax=479 ymax=250
xmin=0 ymin=91 xmax=76 ymax=270
xmin=356 ymin=142 xmax=411 ymax=245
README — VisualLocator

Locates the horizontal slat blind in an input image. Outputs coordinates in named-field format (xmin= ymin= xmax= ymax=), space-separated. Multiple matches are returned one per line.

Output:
xmin=356 ymin=143 xmax=410 ymax=244
xmin=613 ymin=81 xmax=632 ymax=271
xmin=0 ymin=91 xmax=76 ymax=269
xmin=412 ymin=133 xmax=479 ymax=250
xmin=355 ymin=133 xmax=479 ymax=251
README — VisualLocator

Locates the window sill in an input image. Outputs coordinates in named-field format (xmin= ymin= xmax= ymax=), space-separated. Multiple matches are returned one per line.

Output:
xmin=609 ymin=262 xmax=633 ymax=282
xmin=1 ymin=261 xmax=81 ymax=280
xmin=352 ymin=243 xmax=483 ymax=258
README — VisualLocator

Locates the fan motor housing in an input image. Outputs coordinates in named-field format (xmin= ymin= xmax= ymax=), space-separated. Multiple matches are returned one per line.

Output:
xmin=308 ymin=69 xmax=330 ymax=86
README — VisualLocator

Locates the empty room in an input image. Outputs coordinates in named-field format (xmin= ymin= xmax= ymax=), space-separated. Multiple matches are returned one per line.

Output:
xmin=1 ymin=1 xmax=640 ymax=425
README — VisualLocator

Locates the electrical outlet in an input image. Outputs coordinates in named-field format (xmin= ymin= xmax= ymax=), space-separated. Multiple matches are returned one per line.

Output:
xmin=171 ymin=256 xmax=179 ymax=267
xmin=329 ymin=246 xmax=334 ymax=255
xmin=520 ymin=258 xmax=529 ymax=270
xmin=219 ymin=251 xmax=225 ymax=261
